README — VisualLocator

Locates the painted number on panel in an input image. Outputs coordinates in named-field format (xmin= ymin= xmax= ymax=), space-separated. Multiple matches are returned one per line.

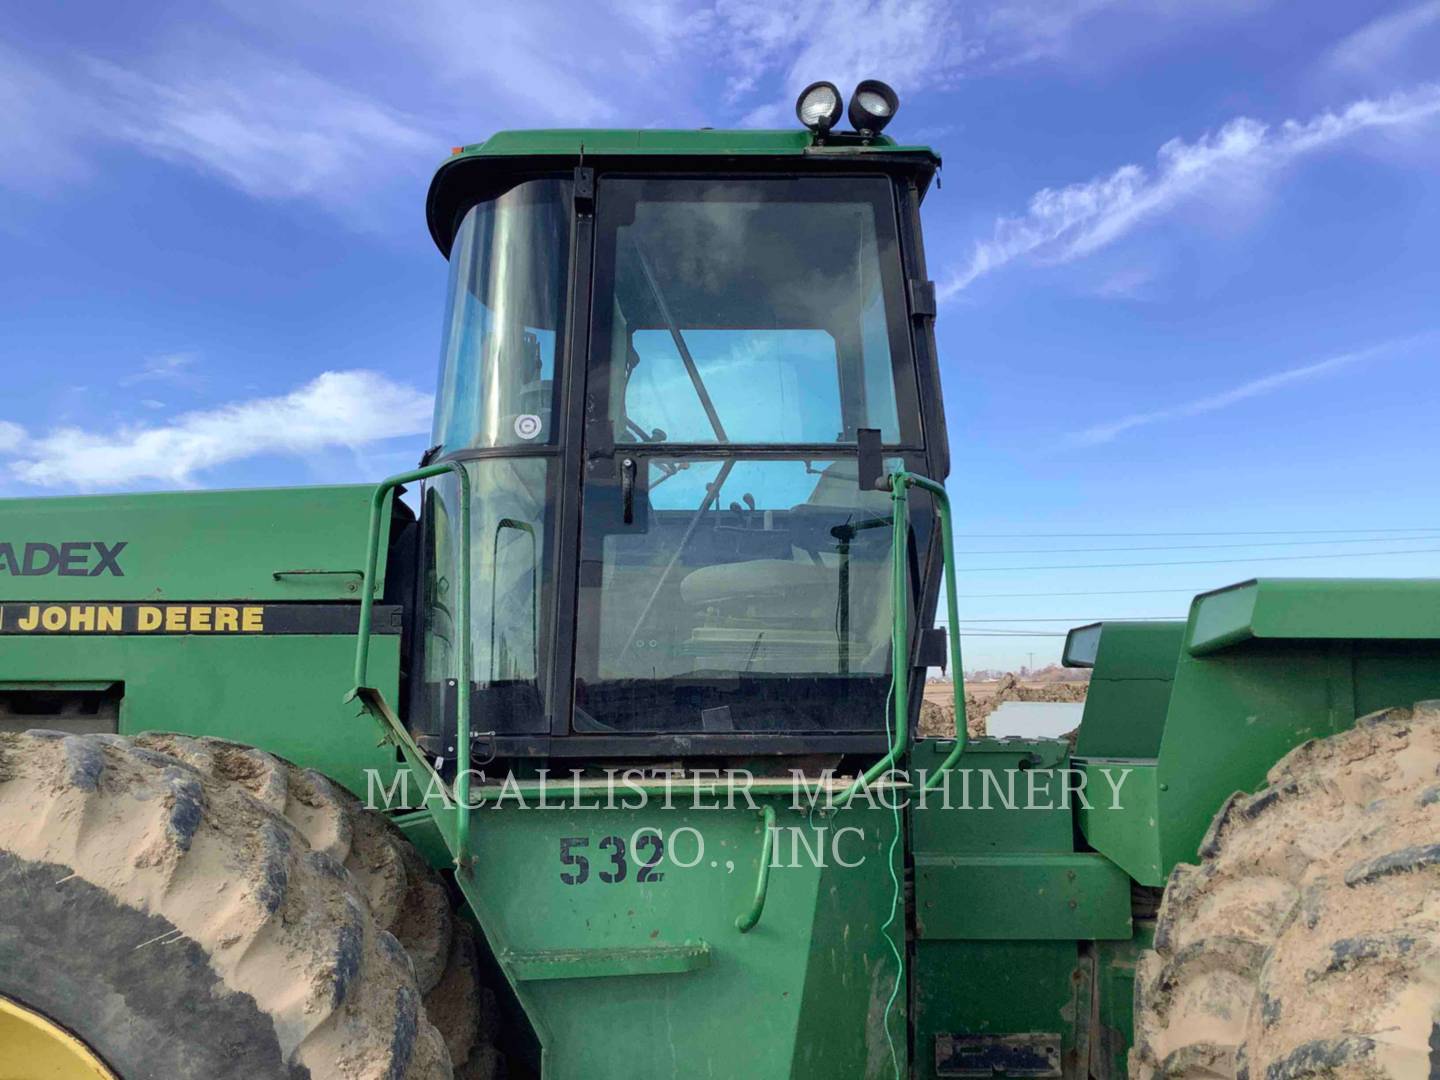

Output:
xmin=559 ymin=832 xmax=665 ymax=885
xmin=559 ymin=836 xmax=589 ymax=885
xmin=635 ymin=832 xmax=665 ymax=883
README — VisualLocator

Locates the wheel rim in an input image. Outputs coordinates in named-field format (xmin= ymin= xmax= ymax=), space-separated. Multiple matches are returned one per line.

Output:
xmin=0 ymin=993 xmax=118 ymax=1079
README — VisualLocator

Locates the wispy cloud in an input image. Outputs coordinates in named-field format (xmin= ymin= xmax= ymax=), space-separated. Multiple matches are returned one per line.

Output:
xmin=0 ymin=422 xmax=25 ymax=454
xmin=941 ymin=83 xmax=1440 ymax=297
xmin=119 ymin=353 xmax=200 ymax=387
xmin=1088 ymin=263 xmax=1158 ymax=300
xmin=1069 ymin=336 xmax=1425 ymax=446
xmin=707 ymin=0 xmax=975 ymax=121
xmin=1327 ymin=2 xmax=1440 ymax=74
xmin=2 ymin=370 xmax=431 ymax=490
xmin=0 ymin=38 xmax=436 ymax=225
xmin=89 ymin=47 xmax=435 ymax=215
xmin=0 ymin=45 xmax=93 ymax=195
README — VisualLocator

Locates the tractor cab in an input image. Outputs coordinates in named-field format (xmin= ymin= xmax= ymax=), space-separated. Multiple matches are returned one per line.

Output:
xmin=409 ymin=104 xmax=949 ymax=761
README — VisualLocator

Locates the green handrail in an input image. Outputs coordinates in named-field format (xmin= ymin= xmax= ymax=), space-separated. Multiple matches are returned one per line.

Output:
xmin=734 ymin=803 xmax=777 ymax=933
xmin=838 ymin=470 xmax=965 ymax=803
xmin=910 ymin=473 xmax=967 ymax=792
xmin=346 ymin=460 xmax=474 ymax=870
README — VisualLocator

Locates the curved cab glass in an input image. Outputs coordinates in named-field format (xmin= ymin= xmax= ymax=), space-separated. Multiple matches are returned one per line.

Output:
xmin=422 ymin=179 xmax=572 ymax=735
xmin=433 ymin=179 xmax=573 ymax=450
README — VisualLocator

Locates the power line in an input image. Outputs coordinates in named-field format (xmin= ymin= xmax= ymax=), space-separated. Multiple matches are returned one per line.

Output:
xmin=956 ymin=546 xmax=1440 ymax=573
xmin=958 ymin=631 xmax=1070 ymax=638
xmin=947 ymin=527 xmax=1440 ymax=538
xmin=953 ymin=535 xmax=1440 ymax=556
xmin=956 ymin=586 xmax=1211 ymax=598
xmin=940 ymin=616 xmax=1176 ymax=623
xmin=959 ymin=626 xmax=1080 ymax=634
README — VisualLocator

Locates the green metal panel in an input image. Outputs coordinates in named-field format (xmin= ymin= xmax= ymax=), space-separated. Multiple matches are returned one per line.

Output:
xmin=504 ymin=941 xmax=712 ymax=981
xmin=1152 ymin=578 xmax=1440 ymax=874
xmin=915 ymin=853 xmax=1131 ymax=940
xmin=909 ymin=738 xmax=1131 ymax=1075
xmin=912 ymin=941 xmax=1084 ymax=1080
xmin=395 ymin=809 xmax=452 ymax=868
xmin=447 ymin=127 xmax=933 ymax=161
xmin=1071 ymin=621 xmax=1184 ymax=760
xmin=0 ymin=633 xmax=405 ymax=799
xmin=0 ymin=484 xmax=408 ymax=798
xmin=910 ymin=739 xmax=1074 ymax=854
xmin=1075 ymin=763 xmax=1163 ymax=887
xmin=436 ymin=787 xmax=907 ymax=1079
xmin=1088 ymin=924 xmax=1154 ymax=1077
xmin=911 ymin=739 xmax=1134 ymax=931
xmin=0 ymin=486 xmax=391 ymax=601
xmin=1188 ymin=578 xmax=1440 ymax=655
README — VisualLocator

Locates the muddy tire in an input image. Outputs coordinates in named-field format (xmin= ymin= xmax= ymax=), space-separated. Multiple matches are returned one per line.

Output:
xmin=1131 ymin=701 xmax=1440 ymax=1078
xmin=130 ymin=732 xmax=499 ymax=1076
xmin=0 ymin=730 xmax=451 ymax=1078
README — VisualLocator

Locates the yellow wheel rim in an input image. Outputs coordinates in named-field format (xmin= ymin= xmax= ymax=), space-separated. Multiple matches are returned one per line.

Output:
xmin=0 ymin=993 xmax=117 ymax=1080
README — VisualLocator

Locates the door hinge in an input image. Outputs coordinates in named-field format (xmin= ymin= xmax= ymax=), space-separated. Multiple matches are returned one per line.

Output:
xmin=574 ymin=166 xmax=595 ymax=212
xmin=909 ymin=278 xmax=937 ymax=319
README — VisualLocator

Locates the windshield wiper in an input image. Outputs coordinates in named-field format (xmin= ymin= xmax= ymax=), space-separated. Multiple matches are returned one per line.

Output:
xmin=631 ymin=238 xmax=728 ymax=442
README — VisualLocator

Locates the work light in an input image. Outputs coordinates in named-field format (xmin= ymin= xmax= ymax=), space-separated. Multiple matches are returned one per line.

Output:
xmin=846 ymin=80 xmax=899 ymax=137
xmin=795 ymin=81 xmax=843 ymax=136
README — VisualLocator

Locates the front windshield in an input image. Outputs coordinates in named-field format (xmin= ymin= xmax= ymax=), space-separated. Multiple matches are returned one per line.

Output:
xmin=592 ymin=177 xmax=916 ymax=447
xmin=575 ymin=176 xmax=926 ymax=734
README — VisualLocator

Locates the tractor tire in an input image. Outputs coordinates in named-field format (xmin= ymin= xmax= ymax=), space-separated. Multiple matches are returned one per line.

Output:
xmin=0 ymin=729 xmax=450 ymax=1079
xmin=130 ymin=732 xmax=500 ymax=1077
xmin=1131 ymin=701 xmax=1440 ymax=1078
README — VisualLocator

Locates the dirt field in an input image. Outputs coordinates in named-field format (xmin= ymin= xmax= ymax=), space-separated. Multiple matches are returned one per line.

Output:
xmin=919 ymin=667 xmax=1089 ymax=738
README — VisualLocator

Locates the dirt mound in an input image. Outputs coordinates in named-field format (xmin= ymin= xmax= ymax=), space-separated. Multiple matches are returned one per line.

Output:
xmin=919 ymin=673 xmax=1088 ymax=738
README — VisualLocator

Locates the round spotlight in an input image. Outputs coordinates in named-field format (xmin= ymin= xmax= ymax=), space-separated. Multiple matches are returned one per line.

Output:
xmin=795 ymin=81 xmax=843 ymax=135
xmin=847 ymin=79 xmax=899 ymax=137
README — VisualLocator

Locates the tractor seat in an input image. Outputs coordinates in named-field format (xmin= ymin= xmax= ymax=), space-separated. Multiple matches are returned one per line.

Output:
xmin=679 ymin=559 xmax=835 ymax=607
xmin=678 ymin=460 xmax=893 ymax=615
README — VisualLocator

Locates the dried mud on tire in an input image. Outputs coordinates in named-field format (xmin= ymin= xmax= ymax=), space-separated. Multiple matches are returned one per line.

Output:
xmin=130 ymin=732 xmax=500 ymax=1076
xmin=1131 ymin=702 xmax=1440 ymax=1078
xmin=0 ymin=730 xmax=451 ymax=1079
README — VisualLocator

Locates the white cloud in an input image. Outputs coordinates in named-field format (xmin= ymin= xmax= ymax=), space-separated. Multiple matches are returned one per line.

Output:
xmin=0 ymin=46 xmax=92 ymax=194
xmin=215 ymin=0 xmax=696 ymax=128
xmin=1 ymin=0 xmax=1285 ymax=213
xmin=702 ymin=0 xmax=1273 ymax=118
xmin=0 ymin=422 xmax=25 ymax=454
xmin=978 ymin=0 xmax=1270 ymax=66
xmin=89 ymin=48 xmax=435 ymax=211
xmin=940 ymin=83 xmax=1440 ymax=297
xmin=1088 ymin=263 xmax=1158 ymax=300
xmin=4 ymin=370 xmax=432 ymax=490
xmin=1069 ymin=336 xmax=1424 ymax=446
xmin=119 ymin=353 xmax=199 ymax=387
xmin=1327 ymin=2 xmax=1440 ymax=73
xmin=708 ymin=0 xmax=976 ymax=118
xmin=0 ymin=37 xmax=437 ymax=222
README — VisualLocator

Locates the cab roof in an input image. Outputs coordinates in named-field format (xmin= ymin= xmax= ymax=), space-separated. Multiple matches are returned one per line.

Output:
xmin=426 ymin=128 xmax=942 ymax=256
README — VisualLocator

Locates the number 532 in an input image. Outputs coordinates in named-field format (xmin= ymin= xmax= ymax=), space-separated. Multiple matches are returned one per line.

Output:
xmin=558 ymin=830 xmax=676 ymax=885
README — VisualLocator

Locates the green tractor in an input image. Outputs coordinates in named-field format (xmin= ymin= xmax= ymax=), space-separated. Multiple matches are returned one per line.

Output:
xmin=2 ymin=81 xmax=1438 ymax=1079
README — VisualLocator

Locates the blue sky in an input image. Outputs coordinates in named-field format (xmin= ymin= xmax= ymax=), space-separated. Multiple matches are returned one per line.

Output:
xmin=2 ymin=0 xmax=1439 ymax=668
